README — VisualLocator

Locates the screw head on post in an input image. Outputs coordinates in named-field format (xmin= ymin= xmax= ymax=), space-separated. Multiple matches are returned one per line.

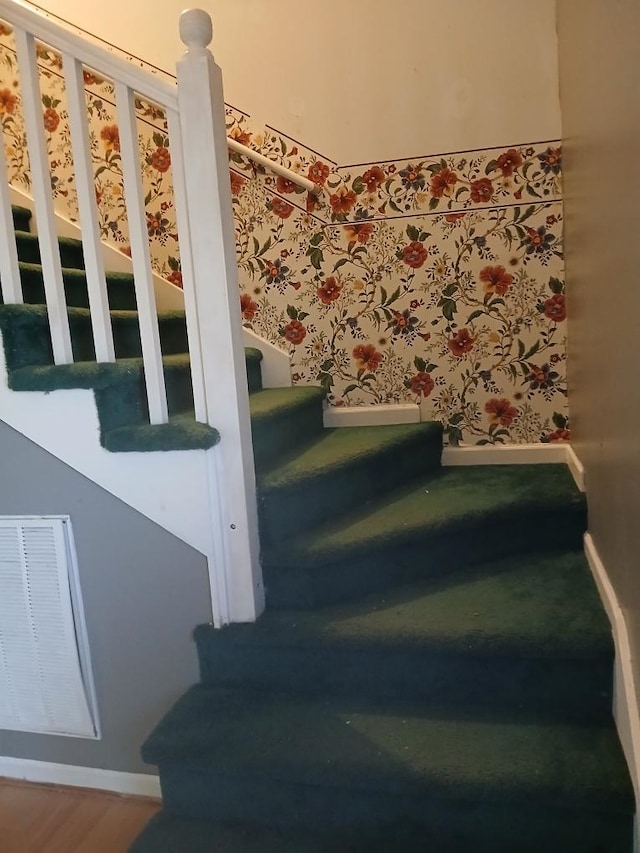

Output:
xmin=179 ymin=8 xmax=213 ymax=54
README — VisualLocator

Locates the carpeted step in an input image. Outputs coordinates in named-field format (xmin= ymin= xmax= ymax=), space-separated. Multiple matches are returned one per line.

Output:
xmin=14 ymin=229 xmax=85 ymax=269
xmin=141 ymin=685 xmax=634 ymax=853
xmin=194 ymin=549 xmax=613 ymax=722
xmin=129 ymin=811 xmax=392 ymax=853
xmin=249 ymin=386 xmax=325 ymax=469
xmin=262 ymin=464 xmax=586 ymax=608
xmin=4 ymin=261 xmax=138 ymax=310
xmin=11 ymin=204 xmax=32 ymax=232
xmin=245 ymin=347 xmax=263 ymax=394
xmin=257 ymin=422 xmax=443 ymax=546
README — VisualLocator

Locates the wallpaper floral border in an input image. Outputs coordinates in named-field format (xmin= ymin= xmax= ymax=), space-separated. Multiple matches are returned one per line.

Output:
xmin=0 ymin=23 xmax=568 ymax=445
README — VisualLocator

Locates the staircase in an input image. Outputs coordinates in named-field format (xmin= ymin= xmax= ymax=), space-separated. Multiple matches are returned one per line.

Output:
xmin=1 ymin=197 xmax=634 ymax=850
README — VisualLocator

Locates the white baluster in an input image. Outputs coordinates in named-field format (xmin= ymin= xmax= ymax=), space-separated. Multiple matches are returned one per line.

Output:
xmin=63 ymin=54 xmax=115 ymax=363
xmin=0 ymin=128 xmax=23 ymax=304
xmin=166 ymin=106 xmax=207 ymax=423
xmin=114 ymin=81 xmax=168 ymax=425
xmin=14 ymin=27 xmax=72 ymax=363
xmin=177 ymin=9 xmax=263 ymax=624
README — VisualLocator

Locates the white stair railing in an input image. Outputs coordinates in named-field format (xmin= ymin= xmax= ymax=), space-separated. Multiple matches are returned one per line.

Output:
xmin=0 ymin=0 xmax=263 ymax=624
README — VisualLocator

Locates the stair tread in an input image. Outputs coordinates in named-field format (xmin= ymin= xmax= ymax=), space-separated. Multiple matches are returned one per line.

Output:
xmin=259 ymin=422 xmax=442 ymax=489
xmin=198 ymin=550 xmax=611 ymax=660
xmin=266 ymin=464 xmax=584 ymax=568
xmin=142 ymin=684 xmax=633 ymax=812
xmin=249 ymin=386 xmax=324 ymax=420
xmin=104 ymin=415 xmax=219 ymax=452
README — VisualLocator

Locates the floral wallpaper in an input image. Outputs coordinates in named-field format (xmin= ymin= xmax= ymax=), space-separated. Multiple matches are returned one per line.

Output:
xmin=0 ymin=23 xmax=568 ymax=445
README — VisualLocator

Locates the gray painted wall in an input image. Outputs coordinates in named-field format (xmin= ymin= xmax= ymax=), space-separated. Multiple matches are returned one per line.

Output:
xmin=0 ymin=419 xmax=212 ymax=773
xmin=557 ymin=1 xmax=640 ymax=690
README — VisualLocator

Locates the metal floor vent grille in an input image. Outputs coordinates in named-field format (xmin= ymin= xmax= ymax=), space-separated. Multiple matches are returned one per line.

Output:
xmin=0 ymin=517 xmax=98 ymax=737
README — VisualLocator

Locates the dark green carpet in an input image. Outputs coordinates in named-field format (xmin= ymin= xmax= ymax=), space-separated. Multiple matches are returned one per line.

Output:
xmin=1 ymin=209 xmax=630 ymax=851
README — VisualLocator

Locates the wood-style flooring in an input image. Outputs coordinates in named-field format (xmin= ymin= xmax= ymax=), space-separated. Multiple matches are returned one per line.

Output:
xmin=0 ymin=778 xmax=160 ymax=852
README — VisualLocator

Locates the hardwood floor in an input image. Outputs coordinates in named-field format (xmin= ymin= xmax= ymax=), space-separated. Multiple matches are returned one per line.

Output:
xmin=0 ymin=778 xmax=161 ymax=852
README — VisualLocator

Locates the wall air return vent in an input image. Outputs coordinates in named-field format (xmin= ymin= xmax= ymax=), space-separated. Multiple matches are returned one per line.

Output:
xmin=0 ymin=516 xmax=98 ymax=737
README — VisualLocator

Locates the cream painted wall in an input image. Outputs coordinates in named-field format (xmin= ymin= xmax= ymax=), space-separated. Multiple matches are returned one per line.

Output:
xmin=557 ymin=0 xmax=640 ymax=685
xmin=34 ymin=0 xmax=561 ymax=163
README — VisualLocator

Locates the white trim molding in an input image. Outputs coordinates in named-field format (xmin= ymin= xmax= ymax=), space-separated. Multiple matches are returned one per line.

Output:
xmin=584 ymin=533 xmax=640 ymax=838
xmin=0 ymin=756 xmax=160 ymax=798
xmin=323 ymin=403 xmax=420 ymax=428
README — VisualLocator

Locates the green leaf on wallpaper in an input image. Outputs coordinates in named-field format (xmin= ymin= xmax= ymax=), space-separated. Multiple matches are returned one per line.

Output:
xmin=152 ymin=131 xmax=164 ymax=147
xmin=467 ymin=309 xmax=484 ymax=323
xmin=385 ymin=287 xmax=401 ymax=306
xmin=333 ymin=258 xmax=349 ymax=271
xmin=427 ymin=363 xmax=438 ymax=373
xmin=252 ymin=237 xmax=260 ymax=255
xmin=523 ymin=341 xmax=540 ymax=359
xmin=517 ymin=339 xmax=526 ymax=357
xmin=449 ymin=412 xmax=464 ymax=425
xmin=440 ymin=298 xmax=457 ymax=321
xmin=553 ymin=412 xmax=568 ymax=429
xmin=419 ymin=231 xmax=431 ymax=242
xmin=286 ymin=305 xmax=298 ymax=320
xmin=320 ymin=360 xmax=334 ymax=372
xmin=485 ymin=159 xmax=498 ymax=175
xmin=414 ymin=356 xmax=427 ymax=372
xmin=144 ymin=191 xmax=152 ymax=206
xmin=549 ymin=277 xmax=564 ymax=294
xmin=309 ymin=232 xmax=324 ymax=248
xmin=343 ymin=384 xmax=358 ymax=394
xmin=442 ymin=283 xmax=457 ymax=298
xmin=447 ymin=426 xmax=463 ymax=446
xmin=379 ymin=286 xmax=388 ymax=305
xmin=429 ymin=197 xmax=440 ymax=211
xmin=519 ymin=205 xmax=537 ymax=224
xmin=260 ymin=238 xmax=272 ymax=255
xmin=298 ymin=312 xmax=309 ymax=321
xmin=389 ymin=199 xmax=401 ymax=213
xmin=352 ymin=176 xmax=365 ymax=194
xmin=406 ymin=224 xmax=420 ymax=241
xmin=309 ymin=248 xmax=323 ymax=270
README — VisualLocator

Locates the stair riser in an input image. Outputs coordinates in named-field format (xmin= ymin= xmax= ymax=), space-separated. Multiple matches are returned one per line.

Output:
xmin=195 ymin=642 xmax=613 ymax=724
xmin=14 ymin=265 xmax=138 ymax=310
xmin=159 ymin=764 xmax=633 ymax=853
xmin=264 ymin=512 xmax=587 ymax=609
xmin=12 ymin=207 xmax=32 ymax=233
xmin=15 ymin=233 xmax=85 ymax=270
xmin=252 ymin=397 xmax=325 ymax=471
xmin=257 ymin=434 xmax=443 ymax=546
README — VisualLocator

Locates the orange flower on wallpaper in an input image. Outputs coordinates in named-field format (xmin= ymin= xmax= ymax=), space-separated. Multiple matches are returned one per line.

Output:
xmin=43 ymin=108 xmax=60 ymax=133
xmin=430 ymin=167 xmax=458 ymax=198
xmin=361 ymin=166 xmax=385 ymax=193
xmin=496 ymin=149 xmax=523 ymax=177
xmin=150 ymin=146 xmax=171 ymax=173
xmin=330 ymin=186 xmax=357 ymax=215
xmin=307 ymin=161 xmax=330 ymax=186
xmin=409 ymin=372 xmax=435 ymax=397
xmin=543 ymin=293 xmax=566 ymax=323
xmin=317 ymin=277 xmax=343 ymax=304
xmin=343 ymin=222 xmax=374 ymax=245
xmin=230 ymin=170 xmax=246 ymax=196
xmin=485 ymin=398 xmax=518 ymax=427
xmin=480 ymin=265 xmax=513 ymax=296
xmin=401 ymin=241 xmax=428 ymax=268
xmin=448 ymin=328 xmax=475 ymax=357
xmin=229 ymin=126 xmax=252 ymax=146
xmin=470 ymin=178 xmax=494 ymax=204
xmin=353 ymin=344 xmax=383 ymax=372
xmin=100 ymin=124 xmax=120 ymax=153
xmin=0 ymin=87 xmax=17 ymax=115
xmin=240 ymin=293 xmax=258 ymax=321
xmin=271 ymin=197 xmax=295 ymax=219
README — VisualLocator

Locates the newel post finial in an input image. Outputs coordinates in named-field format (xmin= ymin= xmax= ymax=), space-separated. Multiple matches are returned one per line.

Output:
xmin=179 ymin=8 xmax=213 ymax=55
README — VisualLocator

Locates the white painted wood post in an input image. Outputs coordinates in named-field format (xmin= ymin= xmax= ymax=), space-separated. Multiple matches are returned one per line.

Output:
xmin=0 ymin=132 xmax=23 ymax=304
xmin=176 ymin=9 xmax=263 ymax=624
xmin=14 ymin=26 xmax=72 ymax=364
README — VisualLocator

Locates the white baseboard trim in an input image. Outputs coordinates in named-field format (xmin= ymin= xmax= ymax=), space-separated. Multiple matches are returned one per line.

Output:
xmin=442 ymin=443 xmax=568 ymax=465
xmin=0 ymin=756 xmax=161 ymax=798
xmin=323 ymin=403 xmax=420 ymax=428
xmin=584 ymin=533 xmax=640 ymax=829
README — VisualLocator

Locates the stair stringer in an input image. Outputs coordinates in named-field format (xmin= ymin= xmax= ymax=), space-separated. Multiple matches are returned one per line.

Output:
xmin=8 ymin=186 xmax=292 ymax=389
xmin=0 ymin=337 xmax=215 ymax=558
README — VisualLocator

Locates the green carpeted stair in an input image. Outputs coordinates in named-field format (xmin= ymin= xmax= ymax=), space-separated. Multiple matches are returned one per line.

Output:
xmin=1 ymin=207 xmax=632 ymax=850
xmin=134 ymin=383 xmax=633 ymax=848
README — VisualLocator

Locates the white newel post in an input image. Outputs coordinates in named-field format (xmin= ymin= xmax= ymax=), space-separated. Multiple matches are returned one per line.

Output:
xmin=176 ymin=9 xmax=264 ymax=624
